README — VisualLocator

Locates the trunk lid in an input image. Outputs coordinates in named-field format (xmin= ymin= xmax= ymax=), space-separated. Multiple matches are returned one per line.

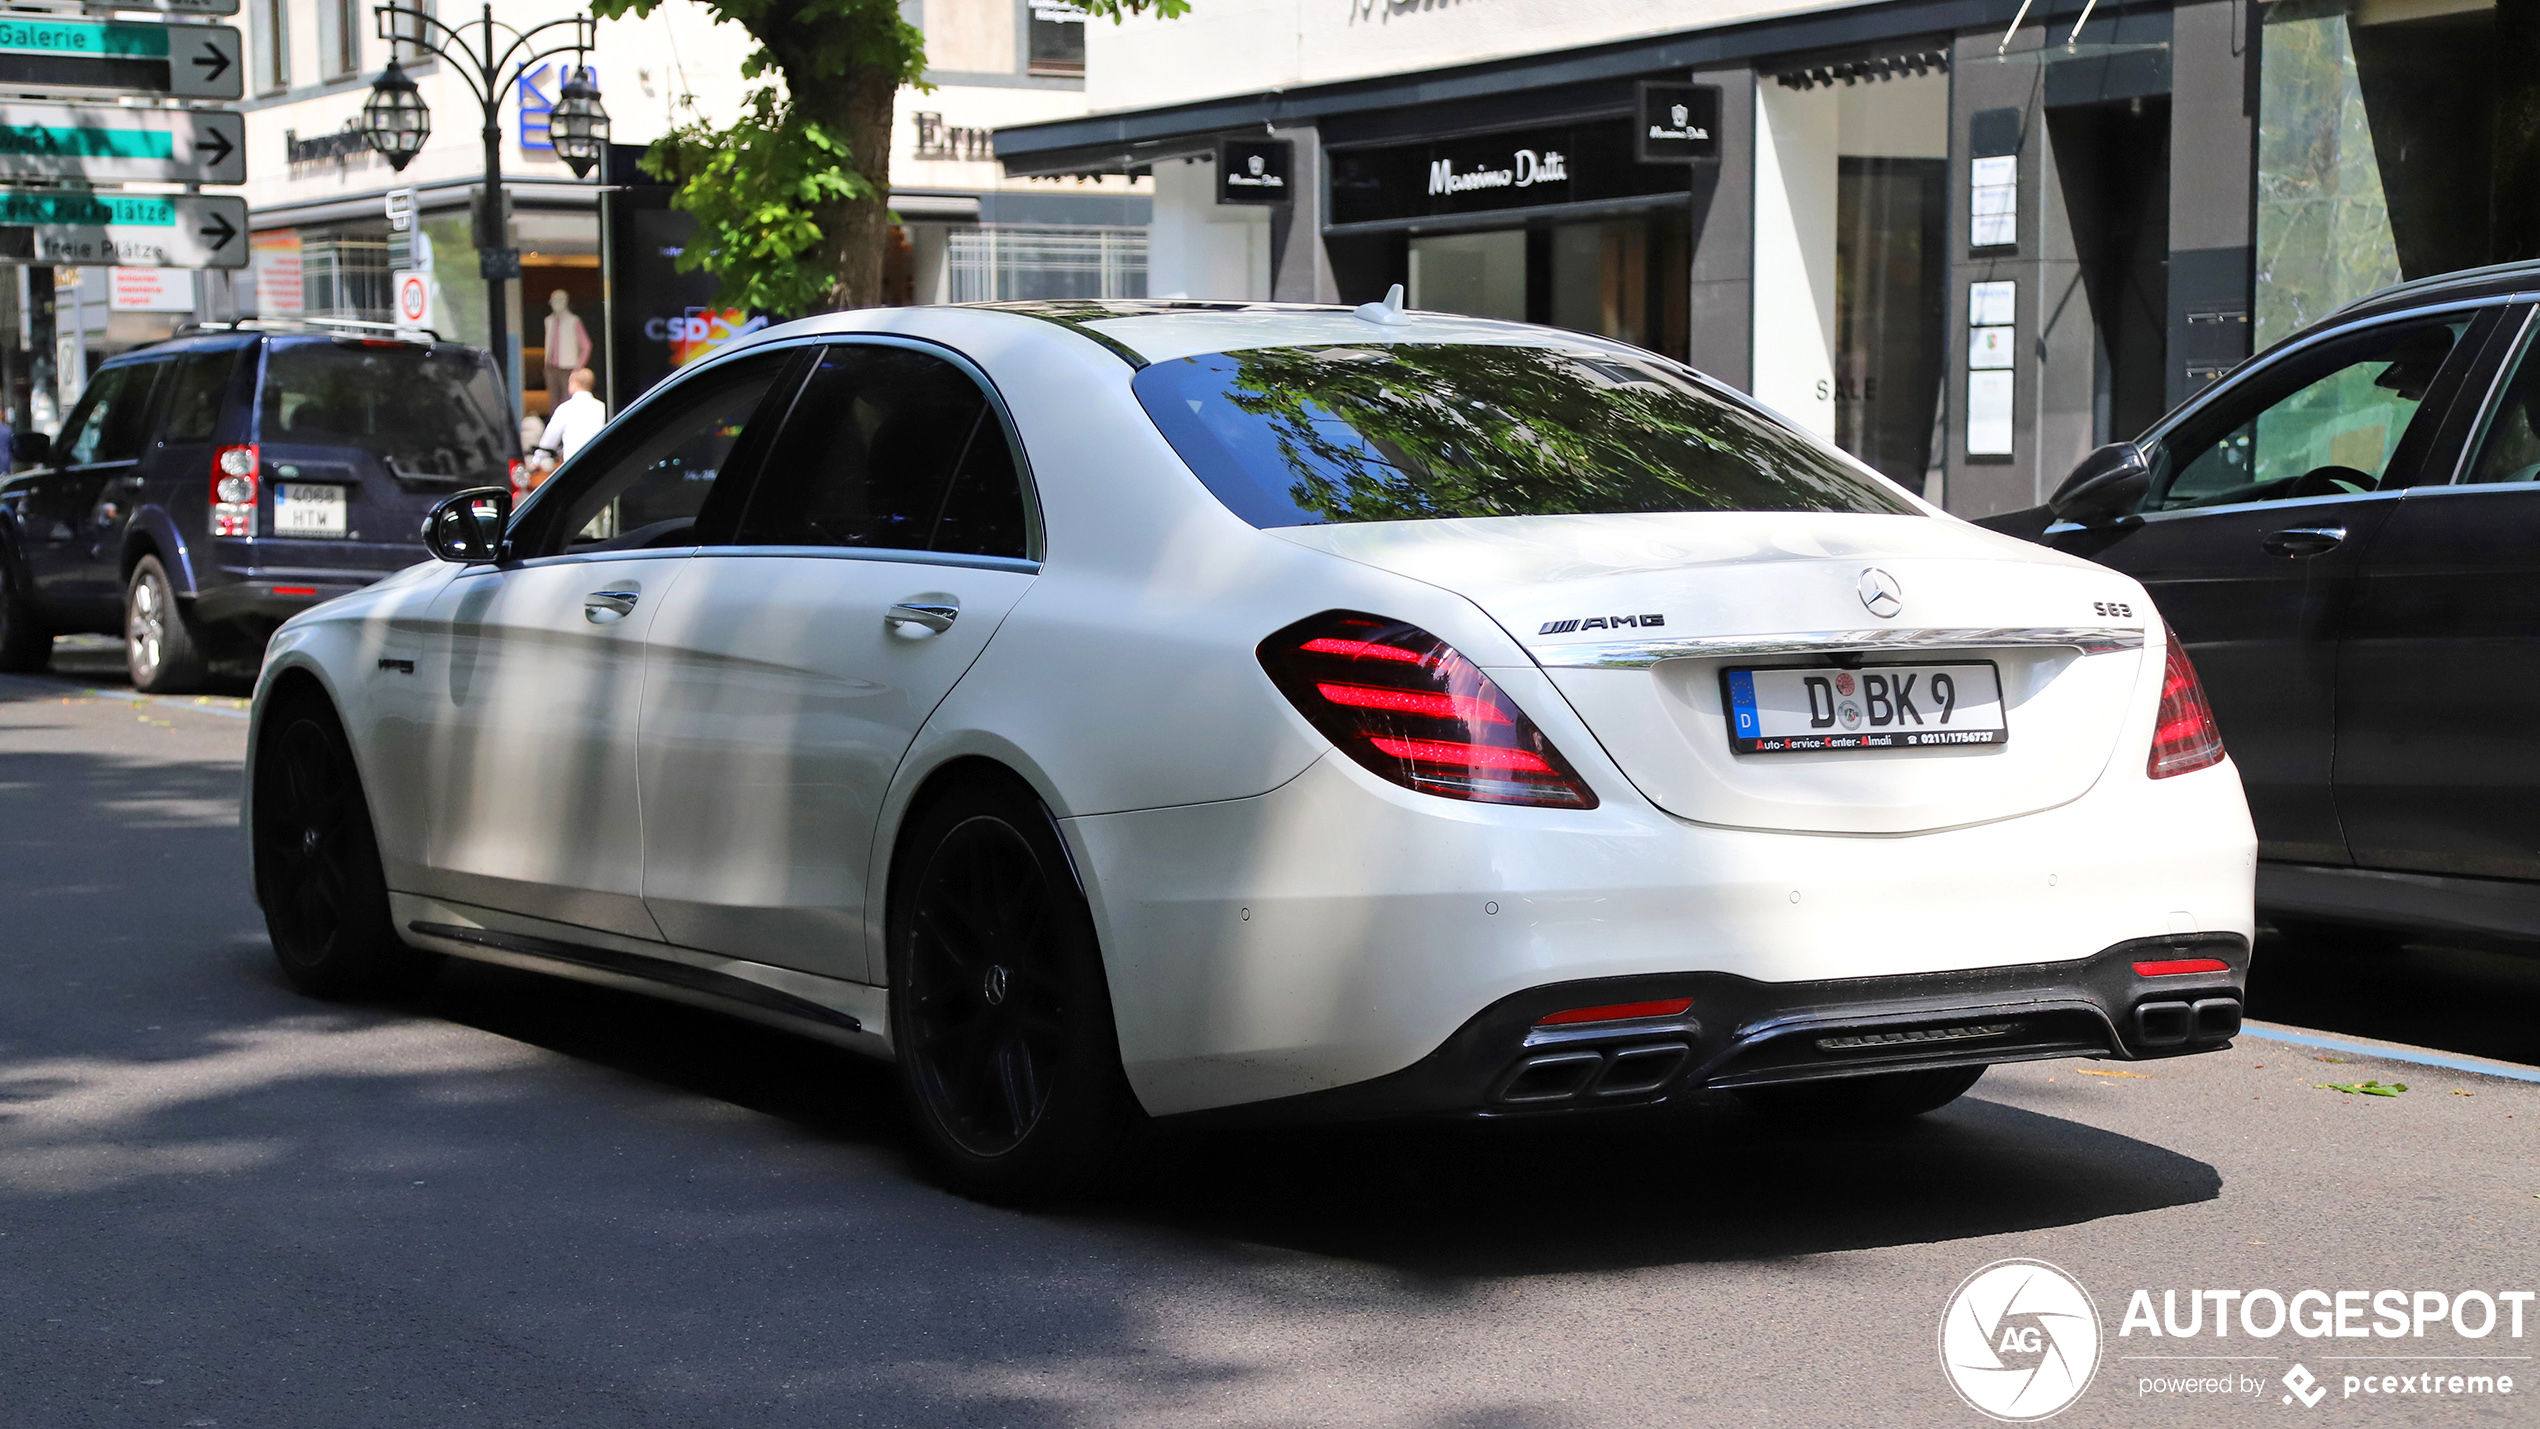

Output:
xmin=1272 ymin=512 xmax=2151 ymax=834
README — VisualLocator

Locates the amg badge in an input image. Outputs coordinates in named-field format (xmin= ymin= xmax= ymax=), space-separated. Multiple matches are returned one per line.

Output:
xmin=1539 ymin=613 xmax=1665 ymax=635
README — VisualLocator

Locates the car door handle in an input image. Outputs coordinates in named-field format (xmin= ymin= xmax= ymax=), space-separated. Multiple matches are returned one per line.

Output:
xmin=583 ymin=589 xmax=640 ymax=623
xmin=885 ymin=600 xmax=958 ymax=635
xmin=2261 ymin=526 xmax=2346 ymax=557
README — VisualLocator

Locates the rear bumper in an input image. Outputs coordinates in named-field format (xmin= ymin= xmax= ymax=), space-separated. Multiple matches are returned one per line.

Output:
xmin=196 ymin=560 xmax=396 ymax=625
xmin=1168 ymin=934 xmax=2247 ymax=1126
xmin=1070 ymin=749 xmax=2257 ymax=1118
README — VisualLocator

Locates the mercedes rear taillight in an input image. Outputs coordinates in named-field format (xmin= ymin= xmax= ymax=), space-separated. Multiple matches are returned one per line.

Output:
xmin=2148 ymin=626 xmax=2226 ymax=779
xmin=1260 ymin=611 xmax=1597 ymax=808
xmin=210 ymin=444 xmax=258 ymax=537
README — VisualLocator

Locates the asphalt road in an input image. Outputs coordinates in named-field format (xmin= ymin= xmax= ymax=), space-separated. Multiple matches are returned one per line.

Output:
xmin=2 ymin=642 xmax=2535 ymax=1428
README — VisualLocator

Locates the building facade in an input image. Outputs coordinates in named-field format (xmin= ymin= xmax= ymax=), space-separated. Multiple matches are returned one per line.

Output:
xmin=998 ymin=0 xmax=2509 ymax=519
xmin=39 ymin=0 xmax=1151 ymax=428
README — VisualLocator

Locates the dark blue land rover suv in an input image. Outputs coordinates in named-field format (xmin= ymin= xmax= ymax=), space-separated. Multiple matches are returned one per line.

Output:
xmin=0 ymin=323 xmax=516 ymax=691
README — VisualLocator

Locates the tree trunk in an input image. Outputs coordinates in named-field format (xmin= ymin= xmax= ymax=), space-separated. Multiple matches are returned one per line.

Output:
xmin=809 ymin=63 xmax=899 ymax=311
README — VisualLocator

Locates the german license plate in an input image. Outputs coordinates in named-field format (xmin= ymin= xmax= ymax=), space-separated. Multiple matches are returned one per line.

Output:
xmin=1722 ymin=662 xmax=2007 ymax=753
xmin=273 ymin=483 xmax=347 ymax=538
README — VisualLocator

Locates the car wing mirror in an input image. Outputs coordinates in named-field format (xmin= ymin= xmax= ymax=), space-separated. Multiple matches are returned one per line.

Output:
xmin=422 ymin=486 xmax=512 ymax=564
xmin=9 ymin=430 xmax=50 ymax=467
xmin=2047 ymin=442 xmax=2151 ymax=526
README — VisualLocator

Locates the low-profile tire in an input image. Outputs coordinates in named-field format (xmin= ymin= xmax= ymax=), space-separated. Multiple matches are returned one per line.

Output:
xmin=1733 ymin=1064 xmax=1987 ymax=1124
xmin=126 ymin=555 xmax=213 ymax=694
xmin=0 ymin=550 xmax=48 ymax=672
xmin=888 ymin=777 xmax=1143 ymax=1203
xmin=252 ymin=693 xmax=440 ymax=999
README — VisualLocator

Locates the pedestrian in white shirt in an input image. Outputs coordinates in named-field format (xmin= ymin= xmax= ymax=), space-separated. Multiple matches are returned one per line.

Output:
xmin=535 ymin=367 xmax=606 ymax=481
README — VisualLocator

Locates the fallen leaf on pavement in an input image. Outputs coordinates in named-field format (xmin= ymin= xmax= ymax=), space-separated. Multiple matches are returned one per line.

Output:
xmin=2078 ymin=1069 xmax=2152 ymax=1079
xmin=2318 ymin=1080 xmax=2407 ymax=1096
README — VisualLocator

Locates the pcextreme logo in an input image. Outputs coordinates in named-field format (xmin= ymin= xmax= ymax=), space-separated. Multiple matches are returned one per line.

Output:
xmin=1941 ymin=1259 xmax=2103 ymax=1421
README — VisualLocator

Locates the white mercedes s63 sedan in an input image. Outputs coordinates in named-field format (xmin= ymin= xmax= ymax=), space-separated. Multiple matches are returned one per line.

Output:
xmin=246 ymin=297 xmax=2256 ymax=1199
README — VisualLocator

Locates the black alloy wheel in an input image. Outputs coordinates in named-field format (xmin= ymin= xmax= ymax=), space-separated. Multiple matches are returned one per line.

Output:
xmin=252 ymin=697 xmax=439 ymax=998
xmin=0 ymin=550 xmax=47 ymax=672
xmin=891 ymin=779 xmax=1140 ymax=1201
xmin=1732 ymin=1063 xmax=1987 ymax=1124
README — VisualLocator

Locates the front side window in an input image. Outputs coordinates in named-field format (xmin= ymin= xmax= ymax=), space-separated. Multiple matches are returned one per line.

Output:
xmin=536 ymin=353 xmax=787 ymax=556
xmin=1133 ymin=343 xmax=1918 ymax=529
xmin=259 ymin=339 xmax=511 ymax=484
xmin=60 ymin=365 xmax=162 ymax=466
xmin=2146 ymin=317 xmax=2467 ymax=512
xmin=736 ymin=344 xmax=1029 ymax=559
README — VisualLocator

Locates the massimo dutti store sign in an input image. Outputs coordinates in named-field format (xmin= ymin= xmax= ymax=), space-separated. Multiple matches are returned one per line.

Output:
xmin=1327 ymin=116 xmax=1689 ymax=228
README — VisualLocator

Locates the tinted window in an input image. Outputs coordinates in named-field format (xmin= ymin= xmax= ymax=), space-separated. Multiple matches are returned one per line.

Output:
xmin=161 ymin=348 xmax=242 ymax=444
xmin=736 ymin=344 xmax=1028 ymax=558
xmin=60 ymin=364 xmax=163 ymax=465
xmin=544 ymin=353 xmax=786 ymax=555
xmin=2464 ymin=312 xmax=2540 ymax=484
xmin=2148 ymin=319 xmax=2468 ymax=511
xmin=258 ymin=339 xmax=511 ymax=483
xmin=1133 ymin=343 xmax=1917 ymax=528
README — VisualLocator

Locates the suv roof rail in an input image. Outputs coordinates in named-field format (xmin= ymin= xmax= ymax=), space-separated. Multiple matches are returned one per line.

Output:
xmin=176 ymin=317 xmax=449 ymax=343
xmin=2328 ymin=258 xmax=2540 ymax=318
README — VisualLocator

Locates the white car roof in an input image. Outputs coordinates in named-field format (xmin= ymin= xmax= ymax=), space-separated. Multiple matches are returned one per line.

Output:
xmin=726 ymin=301 xmax=1661 ymax=369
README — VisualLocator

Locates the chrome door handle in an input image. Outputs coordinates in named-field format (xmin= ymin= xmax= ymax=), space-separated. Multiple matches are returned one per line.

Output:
xmin=885 ymin=600 xmax=958 ymax=635
xmin=584 ymin=589 xmax=640 ymax=623
xmin=2260 ymin=526 xmax=2346 ymax=557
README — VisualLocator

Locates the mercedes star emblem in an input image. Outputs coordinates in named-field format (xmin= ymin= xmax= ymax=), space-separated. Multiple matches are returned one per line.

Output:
xmin=1857 ymin=567 xmax=1904 ymax=619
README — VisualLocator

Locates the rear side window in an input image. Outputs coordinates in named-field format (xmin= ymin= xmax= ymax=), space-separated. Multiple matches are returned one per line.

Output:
xmin=161 ymin=348 xmax=242 ymax=444
xmin=1133 ymin=343 xmax=1917 ymax=528
xmin=258 ymin=339 xmax=511 ymax=483
xmin=735 ymin=343 xmax=1029 ymax=558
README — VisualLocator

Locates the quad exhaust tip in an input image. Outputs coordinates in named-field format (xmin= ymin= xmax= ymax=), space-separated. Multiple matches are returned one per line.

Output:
xmin=2134 ymin=996 xmax=2241 ymax=1048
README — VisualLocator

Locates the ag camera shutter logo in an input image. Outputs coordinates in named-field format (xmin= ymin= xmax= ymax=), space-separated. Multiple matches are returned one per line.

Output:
xmin=1940 ymin=1259 xmax=2103 ymax=1421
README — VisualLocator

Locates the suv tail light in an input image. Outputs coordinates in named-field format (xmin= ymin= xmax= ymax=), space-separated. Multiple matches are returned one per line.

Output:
xmin=1259 ymin=611 xmax=1597 ymax=808
xmin=2148 ymin=626 xmax=2226 ymax=778
xmin=210 ymin=444 xmax=258 ymax=537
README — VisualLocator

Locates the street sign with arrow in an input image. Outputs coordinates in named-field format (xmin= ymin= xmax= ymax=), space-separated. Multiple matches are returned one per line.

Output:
xmin=0 ymin=17 xmax=241 ymax=102
xmin=0 ymin=188 xmax=245 ymax=268
xmin=0 ymin=103 xmax=241 ymax=184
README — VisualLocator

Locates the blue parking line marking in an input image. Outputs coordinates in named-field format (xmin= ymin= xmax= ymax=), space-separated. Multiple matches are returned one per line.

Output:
xmin=2237 ymin=1020 xmax=2540 ymax=1085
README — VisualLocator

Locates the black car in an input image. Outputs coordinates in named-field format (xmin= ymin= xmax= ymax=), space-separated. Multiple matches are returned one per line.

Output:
xmin=1981 ymin=259 xmax=2540 ymax=951
xmin=0 ymin=322 xmax=517 ymax=692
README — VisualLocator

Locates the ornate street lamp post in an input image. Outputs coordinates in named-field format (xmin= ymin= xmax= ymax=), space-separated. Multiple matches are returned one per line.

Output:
xmin=359 ymin=5 xmax=608 ymax=412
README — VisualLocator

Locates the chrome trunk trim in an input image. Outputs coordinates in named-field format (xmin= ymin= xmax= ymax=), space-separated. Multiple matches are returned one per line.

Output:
xmin=1528 ymin=626 xmax=2146 ymax=669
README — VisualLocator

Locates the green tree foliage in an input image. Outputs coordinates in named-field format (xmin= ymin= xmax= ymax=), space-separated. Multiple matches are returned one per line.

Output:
xmin=591 ymin=0 xmax=1186 ymax=316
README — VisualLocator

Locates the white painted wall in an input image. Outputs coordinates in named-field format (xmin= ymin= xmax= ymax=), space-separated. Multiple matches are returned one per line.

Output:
xmin=1836 ymin=71 xmax=1951 ymax=159
xmin=1146 ymin=158 xmax=1270 ymax=300
xmin=1750 ymin=82 xmax=1839 ymax=439
xmin=1086 ymin=0 xmax=1875 ymax=113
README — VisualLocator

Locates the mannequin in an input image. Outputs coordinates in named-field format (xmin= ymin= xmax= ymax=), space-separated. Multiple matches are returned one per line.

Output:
xmin=542 ymin=289 xmax=591 ymax=408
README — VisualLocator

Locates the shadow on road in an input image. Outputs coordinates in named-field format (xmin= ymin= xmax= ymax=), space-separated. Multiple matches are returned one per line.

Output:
xmin=413 ymin=958 xmax=2219 ymax=1277
xmin=2248 ymin=928 xmax=2540 ymax=1067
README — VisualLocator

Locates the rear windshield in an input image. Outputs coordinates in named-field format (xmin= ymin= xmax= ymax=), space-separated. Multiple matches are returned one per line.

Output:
xmin=258 ymin=339 xmax=513 ymax=483
xmin=1133 ymin=343 xmax=1917 ymax=527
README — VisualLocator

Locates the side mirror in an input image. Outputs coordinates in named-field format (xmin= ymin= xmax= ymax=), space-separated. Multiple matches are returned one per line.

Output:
xmin=10 ymin=430 xmax=49 ymax=467
xmin=422 ymin=486 xmax=511 ymax=564
xmin=2048 ymin=442 xmax=2151 ymax=526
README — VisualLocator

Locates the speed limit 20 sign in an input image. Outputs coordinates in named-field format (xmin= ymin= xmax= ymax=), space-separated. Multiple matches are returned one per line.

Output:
xmin=393 ymin=269 xmax=432 ymax=331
